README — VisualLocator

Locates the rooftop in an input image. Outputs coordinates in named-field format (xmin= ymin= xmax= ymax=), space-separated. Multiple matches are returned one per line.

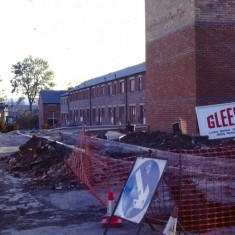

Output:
xmin=40 ymin=90 xmax=67 ymax=104
xmin=69 ymin=62 xmax=146 ymax=93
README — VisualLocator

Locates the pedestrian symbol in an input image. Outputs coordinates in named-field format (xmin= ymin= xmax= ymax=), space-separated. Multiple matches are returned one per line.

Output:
xmin=114 ymin=156 xmax=167 ymax=224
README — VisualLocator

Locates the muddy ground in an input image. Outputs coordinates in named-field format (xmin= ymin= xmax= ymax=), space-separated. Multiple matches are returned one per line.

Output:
xmin=119 ymin=131 xmax=235 ymax=150
xmin=0 ymin=131 xmax=160 ymax=235
xmin=1 ymin=129 xmax=235 ymax=234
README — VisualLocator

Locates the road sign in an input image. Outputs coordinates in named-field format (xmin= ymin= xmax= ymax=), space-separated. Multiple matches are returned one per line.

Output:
xmin=114 ymin=156 xmax=167 ymax=224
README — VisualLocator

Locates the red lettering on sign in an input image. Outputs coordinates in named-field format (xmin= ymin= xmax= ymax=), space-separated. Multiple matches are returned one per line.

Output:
xmin=227 ymin=108 xmax=235 ymax=126
xmin=215 ymin=113 xmax=222 ymax=128
xmin=207 ymin=115 xmax=215 ymax=129
xmin=220 ymin=109 xmax=228 ymax=127
xmin=206 ymin=107 xmax=235 ymax=129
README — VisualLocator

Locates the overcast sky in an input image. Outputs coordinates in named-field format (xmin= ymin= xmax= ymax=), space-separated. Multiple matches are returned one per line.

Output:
xmin=0 ymin=0 xmax=145 ymax=97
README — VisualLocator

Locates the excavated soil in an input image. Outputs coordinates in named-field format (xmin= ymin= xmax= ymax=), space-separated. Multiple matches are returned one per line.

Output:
xmin=118 ymin=131 xmax=235 ymax=150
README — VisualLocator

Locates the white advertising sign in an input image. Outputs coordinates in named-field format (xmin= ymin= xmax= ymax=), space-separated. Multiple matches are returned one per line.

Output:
xmin=195 ymin=102 xmax=235 ymax=139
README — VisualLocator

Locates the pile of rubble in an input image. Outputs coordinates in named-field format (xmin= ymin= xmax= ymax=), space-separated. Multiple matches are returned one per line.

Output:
xmin=2 ymin=129 xmax=235 ymax=191
xmin=1 ymin=136 xmax=75 ymax=190
xmin=119 ymin=131 xmax=235 ymax=150
xmin=0 ymin=132 xmax=147 ymax=190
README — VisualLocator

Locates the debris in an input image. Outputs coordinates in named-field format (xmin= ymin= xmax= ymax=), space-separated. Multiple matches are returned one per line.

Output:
xmin=104 ymin=131 xmax=125 ymax=141
xmin=2 ymin=136 xmax=73 ymax=190
xmin=119 ymin=131 xmax=235 ymax=150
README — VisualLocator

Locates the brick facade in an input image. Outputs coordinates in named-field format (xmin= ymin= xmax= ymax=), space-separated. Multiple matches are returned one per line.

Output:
xmin=146 ymin=0 xmax=235 ymax=133
xmin=61 ymin=64 xmax=147 ymax=127
xmin=38 ymin=90 xmax=65 ymax=128
xmin=38 ymin=103 xmax=61 ymax=128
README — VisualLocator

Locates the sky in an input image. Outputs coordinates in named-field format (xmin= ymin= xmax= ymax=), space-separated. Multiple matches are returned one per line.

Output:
xmin=0 ymin=0 xmax=145 ymax=98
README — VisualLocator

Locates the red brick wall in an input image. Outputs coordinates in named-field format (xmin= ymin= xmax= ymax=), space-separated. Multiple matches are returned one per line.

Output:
xmin=195 ymin=1 xmax=235 ymax=22
xmin=196 ymin=23 xmax=235 ymax=106
xmin=39 ymin=104 xmax=61 ymax=128
xmin=146 ymin=25 xmax=197 ymax=133
xmin=145 ymin=0 xmax=235 ymax=133
xmin=65 ymin=72 xmax=147 ymax=126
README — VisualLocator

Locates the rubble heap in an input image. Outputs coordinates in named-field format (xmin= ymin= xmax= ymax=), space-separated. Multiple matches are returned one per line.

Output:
xmin=119 ymin=131 xmax=235 ymax=150
xmin=1 ymin=136 xmax=74 ymax=190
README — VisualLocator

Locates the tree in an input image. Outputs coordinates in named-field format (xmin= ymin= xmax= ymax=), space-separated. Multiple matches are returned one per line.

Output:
xmin=17 ymin=111 xmax=39 ymax=130
xmin=17 ymin=96 xmax=26 ymax=105
xmin=0 ymin=76 xmax=5 ymax=102
xmin=11 ymin=55 xmax=55 ymax=113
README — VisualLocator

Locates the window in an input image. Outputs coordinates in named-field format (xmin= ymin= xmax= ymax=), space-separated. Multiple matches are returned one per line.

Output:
xmin=113 ymin=82 xmax=117 ymax=95
xmin=92 ymin=108 xmax=96 ymax=122
xmin=130 ymin=79 xmax=135 ymax=92
xmin=86 ymin=89 xmax=90 ymax=99
xmin=76 ymin=109 xmax=78 ymax=121
xmin=130 ymin=105 xmax=136 ymax=123
xmin=108 ymin=84 xmax=112 ymax=95
xmin=102 ymin=107 xmax=105 ymax=118
xmin=119 ymin=106 xmax=125 ymax=124
xmin=139 ymin=77 xmax=142 ymax=90
xmin=92 ymin=87 xmax=96 ymax=98
xmin=108 ymin=107 xmax=112 ymax=117
xmin=86 ymin=108 xmax=90 ymax=123
xmin=140 ymin=105 xmax=144 ymax=124
xmin=120 ymin=81 xmax=125 ymax=93
xmin=101 ymin=85 xmax=105 ymax=96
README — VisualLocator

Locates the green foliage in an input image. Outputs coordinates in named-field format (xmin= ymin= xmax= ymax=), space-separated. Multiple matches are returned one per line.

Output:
xmin=11 ymin=55 xmax=55 ymax=112
xmin=17 ymin=111 xmax=39 ymax=130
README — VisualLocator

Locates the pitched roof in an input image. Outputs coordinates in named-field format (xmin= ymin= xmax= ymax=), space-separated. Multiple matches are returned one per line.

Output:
xmin=39 ymin=90 xmax=66 ymax=104
xmin=70 ymin=62 xmax=145 ymax=92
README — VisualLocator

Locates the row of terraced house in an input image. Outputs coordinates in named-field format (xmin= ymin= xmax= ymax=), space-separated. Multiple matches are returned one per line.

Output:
xmin=60 ymin=63 xmax=146 ymax=127
xmin=38 ymin=63 xmax=146 ymax=129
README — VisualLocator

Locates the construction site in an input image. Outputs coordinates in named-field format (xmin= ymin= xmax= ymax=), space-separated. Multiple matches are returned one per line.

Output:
xmin=0 ymin=127 xmax=234 ymax=235
xmin=0 ymin=0 xmax=234 ymax=234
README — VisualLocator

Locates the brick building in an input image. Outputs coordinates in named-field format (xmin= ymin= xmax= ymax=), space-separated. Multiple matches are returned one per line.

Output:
xmin=0 ymin=103 xmax=8 ymax=122
xmin=60 ymin=63 xmax=146 ymax=127
xmin=38 ymin=90 xmax=66 ymax=128
xmin=145 ymin=0 xmax=235 ymax=133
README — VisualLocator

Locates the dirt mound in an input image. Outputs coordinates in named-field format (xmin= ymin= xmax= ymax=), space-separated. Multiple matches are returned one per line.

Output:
xmin=1 ymin=136 xmax=75 ymax=190
xmin=119 ymin=131 xmax=235 ymax=150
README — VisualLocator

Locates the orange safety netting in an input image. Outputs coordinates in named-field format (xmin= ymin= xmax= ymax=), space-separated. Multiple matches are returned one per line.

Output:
xmin=67 ymin=131 xmax=235 ymax=235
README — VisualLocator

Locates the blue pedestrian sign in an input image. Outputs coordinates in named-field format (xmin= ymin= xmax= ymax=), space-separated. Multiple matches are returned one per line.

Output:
xmin=114 ymin=156 xmax=167 ymax=224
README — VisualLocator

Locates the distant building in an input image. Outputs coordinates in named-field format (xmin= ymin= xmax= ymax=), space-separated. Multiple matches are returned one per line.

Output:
xmin=38 ymin=90 xmax=66 ymax=128
xmin=0 ymin=103 xmax=8 ymax=122
xmin=8 ymin=103 xmax=38 ymax=116
xmin=60 ymin=63 xmax=146 ymax=127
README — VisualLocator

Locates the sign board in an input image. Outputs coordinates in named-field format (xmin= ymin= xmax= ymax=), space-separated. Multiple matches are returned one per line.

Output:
xmin=114 ymin=156 xmax=167 ymax=224
xmin=195 ymin=102 xmax=235 ymax=139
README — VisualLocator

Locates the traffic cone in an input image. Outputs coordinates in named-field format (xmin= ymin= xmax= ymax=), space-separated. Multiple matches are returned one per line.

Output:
xmin=162 ymin=207 xmax=178 ymax=235
xmin=102 ymin=191 xmax=123 ymax=228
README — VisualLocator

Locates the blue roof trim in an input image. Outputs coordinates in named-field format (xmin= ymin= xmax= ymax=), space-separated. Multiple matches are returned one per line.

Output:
xmin=40 ymin=90 xmax=66 ymax=104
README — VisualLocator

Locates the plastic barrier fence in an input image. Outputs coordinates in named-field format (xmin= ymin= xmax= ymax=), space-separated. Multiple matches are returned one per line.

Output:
xmin=67 ymin=134 xmax=235 ymax=235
